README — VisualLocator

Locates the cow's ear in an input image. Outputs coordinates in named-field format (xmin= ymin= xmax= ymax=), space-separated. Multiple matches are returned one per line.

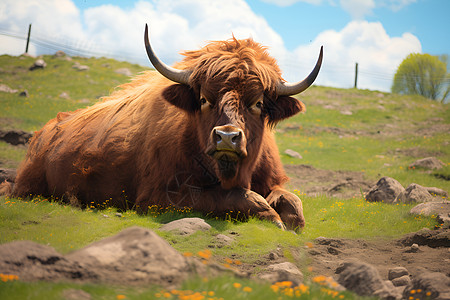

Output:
xmin=266 ymin=96 xmax=305 ymax=127
xmin=162 ymin=84 xmax=199 ymax=113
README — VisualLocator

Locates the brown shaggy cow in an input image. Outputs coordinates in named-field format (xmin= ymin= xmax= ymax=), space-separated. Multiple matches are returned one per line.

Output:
xmin=4 ymin=25 xmax=322 ymax=230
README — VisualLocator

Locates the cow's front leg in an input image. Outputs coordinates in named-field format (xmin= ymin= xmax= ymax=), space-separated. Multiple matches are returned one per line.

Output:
xmin=266 ymin=187 xmax=305 ymax=231
xmin=193 ymin=186 xmax=285 ymax=230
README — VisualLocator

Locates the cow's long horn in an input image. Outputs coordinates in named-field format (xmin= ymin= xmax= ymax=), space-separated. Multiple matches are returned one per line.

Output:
xmin=277 ymin=46 xmax=323 ymax=96
xmin=144 ymin=24 xmax=191 ymax=85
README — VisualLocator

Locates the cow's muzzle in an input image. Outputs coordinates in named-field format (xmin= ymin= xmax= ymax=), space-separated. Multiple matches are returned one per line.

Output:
xmin=206 ymin=125 xmax=247 ymax=159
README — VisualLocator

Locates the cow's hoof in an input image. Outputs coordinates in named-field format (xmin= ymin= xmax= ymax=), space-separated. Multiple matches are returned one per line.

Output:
xmin=274 ymin=220 xmax=286 ymax=230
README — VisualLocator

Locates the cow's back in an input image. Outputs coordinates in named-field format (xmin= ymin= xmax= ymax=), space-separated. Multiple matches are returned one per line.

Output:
xmin=13 ymin=72 xmax=183 ymax=207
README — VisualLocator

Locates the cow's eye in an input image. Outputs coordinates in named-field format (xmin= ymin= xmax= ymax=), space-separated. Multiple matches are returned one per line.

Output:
xmin=249 ymin=101 xmax=263 ymax=114
xmin=200 ymin=96 xmax=212 ymax=111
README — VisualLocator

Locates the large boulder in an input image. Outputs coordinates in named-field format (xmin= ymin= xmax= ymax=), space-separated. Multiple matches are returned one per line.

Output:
xmin=365 ymin=177 xmax=405 ymax=203
xmin=403 ymin=271 xmax=450 ymax=300
xmin=0 ymin=226 xmax=234 ymax=287
xmin=335 ymin=259 xmax=401 ymax=299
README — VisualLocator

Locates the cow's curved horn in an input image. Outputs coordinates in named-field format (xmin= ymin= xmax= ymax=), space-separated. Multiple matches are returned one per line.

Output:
xmin=144 ymin=24 xmax=191 ymax=85
xmin=277 ymin=46 xmax=323 ymax=96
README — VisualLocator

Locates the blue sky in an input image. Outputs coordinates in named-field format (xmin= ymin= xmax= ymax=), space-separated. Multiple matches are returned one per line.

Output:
xmin=1 ymin=0 xmax=448 ymax=92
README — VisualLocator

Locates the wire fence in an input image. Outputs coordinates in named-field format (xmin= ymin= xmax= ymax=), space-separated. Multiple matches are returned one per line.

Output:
xmin=1 ymin=25 xmax=449 ymax=94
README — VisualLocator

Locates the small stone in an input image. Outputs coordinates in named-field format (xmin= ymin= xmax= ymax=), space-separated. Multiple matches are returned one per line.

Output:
xmin=391 ymin=275 xmax=410 ymax=287
xmin=19 ymin=90 xmax=29 ymax=97
xmin=115 ymin=68 xmax=132 ymax=76
xmin=404 ymin=243 xmax=420 ymax=253
xmin=284 ymin=149 xmax=302 ymax=159
xmin=62 ymin=289 xmax=92 ymax=300
xmin=160 ymin=217 xmax=211 ymax=235
xmin=269 ymin=252 xmax=279 ymax=260
xmin=258 ymin=262 xmax=304 ymax=285
xmin=214 ymin=234 xmax=234 ymax=248
xmin=102 ymin=214 xmax=109 ymax=218
xmin=115 ymin=213 xmax=123 ymax=218
xmin=59 ymin=92 xmax=70 ymax=99
xmin=388 ymin=267 xmax=409 ymax=280
xmin=29 ymin=59 xmax=47 ymax=70
xmin=340 ymin=110 xmax=353 ymax=115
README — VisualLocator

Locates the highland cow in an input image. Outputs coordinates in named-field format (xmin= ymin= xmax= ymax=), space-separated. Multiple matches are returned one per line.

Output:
xmin=6 ymin=25 xmax=323 ymax=230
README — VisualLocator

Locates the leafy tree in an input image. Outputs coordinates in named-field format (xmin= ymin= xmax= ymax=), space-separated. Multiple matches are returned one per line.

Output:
xmin=392 ymin=53 xmax=449 ymax=102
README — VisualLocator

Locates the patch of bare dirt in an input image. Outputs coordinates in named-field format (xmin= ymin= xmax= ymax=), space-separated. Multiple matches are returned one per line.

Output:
xmin=305 ymin=231 xmax=450 ymax=281
xmin=284 ymin=164 xmax=374 ymax=199
xmin=387 ymin=147 xmax=445 ymax=159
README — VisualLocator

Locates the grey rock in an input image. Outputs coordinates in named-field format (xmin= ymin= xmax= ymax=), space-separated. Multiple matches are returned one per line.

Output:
xmin=159 ymin=217 xmax=211 ymax=235
xmin=0 ymin=168 xmax=16 ymax=183
xmin=0 ymin=84 xmax=18 ymax=93
xmin=0 ymin=227 xmax=236 ymax=287
xmin=426 ymin=187 xmax=448 ymax=198
xmin=391 ymin=275 xmax=410 ymax=287
xmin=59 ymin=92 xmax=70 ymax=99
xmin=72 ymin=62 xmax=89 ymax=71
xmin=336 ymin=259 xmax=401 ymax=299
xmin=403 ymin=271 xmax=450 ymax=300
xmin=388 ymin=267 xmax=409 ymax=280
xmin=19 ymin=90 xmax=29 ymax=97
xmin=410 ymin=201 xmax=450 ymax=226
xmin=62 ymin=289 xmax=92 ymax=300
xmin=30 ymin=59 xmax=47 ymax=70
xmin=409 ymin=157 xmax=445 ymax=170
xmin=396 ymin=183 xmax=435 ymax=204
xmin=115 ymin=68 xmax=132 ymax=76
xmin=258 ymin=262 xmax=303 ymax=285
xmin=284 ymin=149 xmax=302 ymax=159
xmin=214 ymin=234 xmax=234 ymax=248
xmin=365 ymin=177 xmax=405 ymax=204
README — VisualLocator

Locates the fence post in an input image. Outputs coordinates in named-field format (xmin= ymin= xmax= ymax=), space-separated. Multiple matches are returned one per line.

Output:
xmin=25 ymin=24 xmax=32 ymax=53
xmin=354 ymin=62 xmax=358 ymax=89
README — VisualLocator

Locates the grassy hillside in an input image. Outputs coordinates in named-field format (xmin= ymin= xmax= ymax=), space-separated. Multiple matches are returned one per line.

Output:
xmin=0 ymin=53 xmax=449 ymax=299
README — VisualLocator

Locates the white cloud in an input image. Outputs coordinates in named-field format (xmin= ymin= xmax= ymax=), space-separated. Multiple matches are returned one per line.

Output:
xmin=289 ymin=20 xmax=422 ymax=91
xmin=260 ymin=0 xmax=322 ymax=6
xmin=0 ymin=1 xmax=422 ymax=92
xmin=381 ymin=0 xmax=417 ymax=11
xmin=0 ymin=0 xmax=85 ymax=56
xmin=82 ymin=0 xmax=286 ymax=65
xmin=340 ymin=0 xmax=375 ymax=19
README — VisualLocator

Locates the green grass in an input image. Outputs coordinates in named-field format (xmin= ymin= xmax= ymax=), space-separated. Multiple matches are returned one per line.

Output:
xmin=0 ymin=275 xmax=375 ymax=300
xmin=0 ymin=194 xmax=431 ymax=299
xmin=0 ymin=54 xmax=146 ymax=131
xmin=0 ymin=54 xmax=448 ymax=299
xmin=0 ymin=193 xmax=437 ymax=258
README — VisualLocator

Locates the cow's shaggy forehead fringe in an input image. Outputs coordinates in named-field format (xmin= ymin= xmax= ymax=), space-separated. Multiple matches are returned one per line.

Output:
xmin=177 ymin=37 xmax=283 ymax=94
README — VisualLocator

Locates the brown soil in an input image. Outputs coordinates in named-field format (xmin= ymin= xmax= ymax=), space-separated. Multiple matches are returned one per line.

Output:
xmin=305 ymin=235 xmax=450 ymax=281
xmin=284 ymin=164 xmax=374 ymax=199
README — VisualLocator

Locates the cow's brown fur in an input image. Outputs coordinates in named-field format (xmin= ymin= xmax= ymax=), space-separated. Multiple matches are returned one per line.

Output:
xmin=5 ymin=37 xmax=308 ymax=230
